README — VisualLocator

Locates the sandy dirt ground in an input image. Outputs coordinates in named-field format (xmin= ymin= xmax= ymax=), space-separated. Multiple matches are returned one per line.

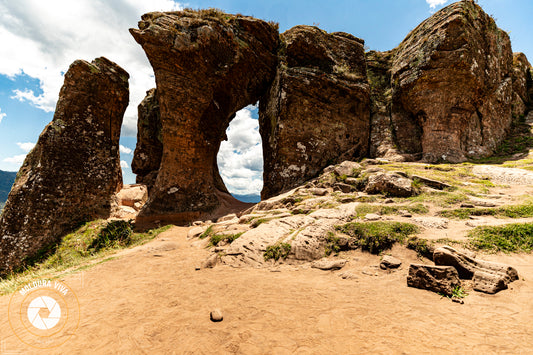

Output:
xmin=0 ymin=226 xmax=532 ymax=354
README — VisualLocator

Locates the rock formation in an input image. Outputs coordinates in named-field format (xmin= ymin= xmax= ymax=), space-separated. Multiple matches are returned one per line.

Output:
xmin=130 ymin=9 xmax=279 ymax=225
xmin=511 ymin=53 xmax=532 ymax=118
xmin=0 ymin=57 xmax=129 ymax=276
xmin=131 ymin=88 xmax=162 ymax=190
xmin=433 ymin=246 xmax=518 ymax=294
xmin=260 ymin=26 xmax=370 ymax=199
xmin=407 ymin=264 xmax=461 ymax=296
xmin=370 ymin=0 xmax=526 ymax=163
xmin=127 ymin=2 xmax=531 ymax=224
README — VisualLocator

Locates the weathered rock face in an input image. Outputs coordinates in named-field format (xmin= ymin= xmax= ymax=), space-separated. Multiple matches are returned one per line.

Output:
xmin=366 ymin=50 xmax=404 ymax=160
xmin=260 ymin=26 xmax=370 ymax=199
xmin=130 ymin=9 xmax=279 ymax=225
xmin=0 ymin=57 xmax=129 ymax=276
xmin=390 ymin=0 xmax=514 ymax=163
xmin=131 ymin=88 xmax=162 ymax=190
xmin=511 ymin=53 xmax=532 ymax=118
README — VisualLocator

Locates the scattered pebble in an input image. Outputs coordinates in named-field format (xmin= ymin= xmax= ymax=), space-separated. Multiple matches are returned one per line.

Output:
xmin=210 ymin=309 xmax=223 ymax=322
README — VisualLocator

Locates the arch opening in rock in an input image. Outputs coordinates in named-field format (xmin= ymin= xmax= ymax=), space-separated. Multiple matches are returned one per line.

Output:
xmin=217 ymin=105 xmax=263 ymax=203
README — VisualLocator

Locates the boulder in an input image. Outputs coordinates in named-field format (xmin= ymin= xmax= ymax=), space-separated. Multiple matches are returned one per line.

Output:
xmin=391 ymin=1 xmax=515 ymax=162
xmin=131 ymin=88 xmax=162 ymax=190
xmin=260 ymin=26 xmax=370 ymax=199
xmin=116 ymin=184 xmax=148 ymax=210
xmin=407 ymin=264 xmax=461 ymax=296
xmin=130 ymin=9 xmax=279 ymax=225
xmin=0 ymin=57 xmax=129 ymax=276
xmin=380 ymin=255 xmax=402 ymax=269
xmin=433 ymin=246 xmax=518 ymax=293
xmin=333 ymin=161 xmax=362 ymax=178
xmin=365 ymin=173 xmax=415 ymax=197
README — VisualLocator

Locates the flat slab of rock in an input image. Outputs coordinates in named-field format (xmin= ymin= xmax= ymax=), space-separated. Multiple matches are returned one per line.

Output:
xmin=407 ymin=264 xmax=460 ymax=296
xmin=433 ymin=246 xmax=518 ymax=294
xmin=311 ymin=259 xmax=347 ymax=271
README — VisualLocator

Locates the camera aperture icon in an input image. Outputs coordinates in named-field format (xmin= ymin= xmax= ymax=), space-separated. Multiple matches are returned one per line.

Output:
xmin=27 ymin=296 xmax=61 ymax=330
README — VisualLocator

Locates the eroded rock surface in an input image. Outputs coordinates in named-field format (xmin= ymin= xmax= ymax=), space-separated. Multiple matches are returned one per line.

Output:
xmin=511 ymin=53 xmax=532 ymax=118
xmin=260 ymin=26 xmax=370 ymax=199
xmin=407 ymin=264 xmax=461 ymax=296
xmin=391 ymin=1 xmax=514 ymax=162
xmin=130 ymin=9 xmax=279 ymax=225
xmin=0 ymin=57 xmax=129 ymax=276
xmin=131 ymin=88 xmax=162 ymax=190
xmin=433 ymin=246 xmax=518 ymax=294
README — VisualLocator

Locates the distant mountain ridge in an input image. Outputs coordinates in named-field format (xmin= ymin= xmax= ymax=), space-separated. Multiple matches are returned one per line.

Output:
xmin=0 ymin=170 xmax=16 ymax=206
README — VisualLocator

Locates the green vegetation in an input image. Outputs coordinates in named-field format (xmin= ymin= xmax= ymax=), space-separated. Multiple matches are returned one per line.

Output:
xmin=0 ymin=220 xmax=172 ymax=295
xmin=451 ymin=286 xmax=469 ymax=299
xmin=336 ymin=222 xmax=419 ymax=254
xmin=353 ymin=203 xmax=429 ymax=218
xmin=199 ymin=225 xmax=214 ymax=239
xmin=209 ymin=232 xmax=243 ymax=247
xmin=264 ymin=243 xmax=291 ymax=261
xmin=324 ymin=232 xmax=341 ymax=257
xmin=440 ymin=204 xmax=533 ymax=219
xmin=467 ymin=223 xmax=533 ymax=253
xmin=406 ymin=237 xmax=434 ymax=259
xmin=198 ymin=224 xmax=243 ymax=246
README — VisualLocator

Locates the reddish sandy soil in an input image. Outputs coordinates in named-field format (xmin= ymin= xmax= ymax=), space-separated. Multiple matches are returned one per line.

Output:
xmin=0 ymin=226 xmax=532 ymax=354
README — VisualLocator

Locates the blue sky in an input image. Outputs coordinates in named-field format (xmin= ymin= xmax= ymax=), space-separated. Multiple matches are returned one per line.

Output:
xmin=0 ymin=0 xmax=531 ymax=197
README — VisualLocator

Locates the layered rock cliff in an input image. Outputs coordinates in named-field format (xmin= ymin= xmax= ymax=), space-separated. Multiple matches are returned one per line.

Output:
xmin=0 ymin=57 xmax=129 ymax=276
xmin=130 ymin=9 xmax=279 ymax=225
xmin=260 ymin=26 xmax=370 ymax=199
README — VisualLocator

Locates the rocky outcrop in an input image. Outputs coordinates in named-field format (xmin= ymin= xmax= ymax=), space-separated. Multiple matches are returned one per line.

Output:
xmin=407 ymin=264 xmax=461 ymax=296
xmin=130 ymin=9 xmax=279 ymax=225
xmin=0 ymin=57 xmax=129 ymax=276
xmin=260 ymin=26 xmax=370 ymax=199
xmin=390 ymin=1 xmax=514 ymax=162
xmin=131 ymin=88 xmax=162 ymax=190
xmin=433 ymin=246 xmax=518 ymax=294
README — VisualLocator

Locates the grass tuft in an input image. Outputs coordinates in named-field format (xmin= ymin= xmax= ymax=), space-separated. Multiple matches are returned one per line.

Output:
xmin=264 ymin=243 xmax=291 ymax=261
xmin=336 ymin=222 xmax=419 ymax=254
xmin=467 ymin=223 xmax=533 ymax=253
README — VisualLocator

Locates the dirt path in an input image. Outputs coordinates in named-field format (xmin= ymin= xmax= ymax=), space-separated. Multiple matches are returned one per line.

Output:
xmin=1 ymin=226 xmax=532 ymax=354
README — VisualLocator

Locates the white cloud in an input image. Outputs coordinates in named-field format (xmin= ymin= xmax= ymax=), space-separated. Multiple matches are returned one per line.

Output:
xmin=217 ymin=106 xmax=263 ymax=196
xmin=16 ymin=142 xmax=36 ymax=153
xmin=120 ymin=160 xmax=129 ymax=168
xmin=0 ymin=107 xmax=6 ymax=124
xmin=426 ymin=0 xmax=449 ymax=9
xmin=0 ymin=0 xmax=183 ymax=135
xmin=120 ymin=145 xmax=133 ymax=155
xmin=3 ymin=154 xmax=26 ymax=165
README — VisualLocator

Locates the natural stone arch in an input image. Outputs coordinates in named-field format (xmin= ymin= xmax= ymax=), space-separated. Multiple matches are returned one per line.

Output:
xmin=130 ymin=9 xmax=279 ymax=225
